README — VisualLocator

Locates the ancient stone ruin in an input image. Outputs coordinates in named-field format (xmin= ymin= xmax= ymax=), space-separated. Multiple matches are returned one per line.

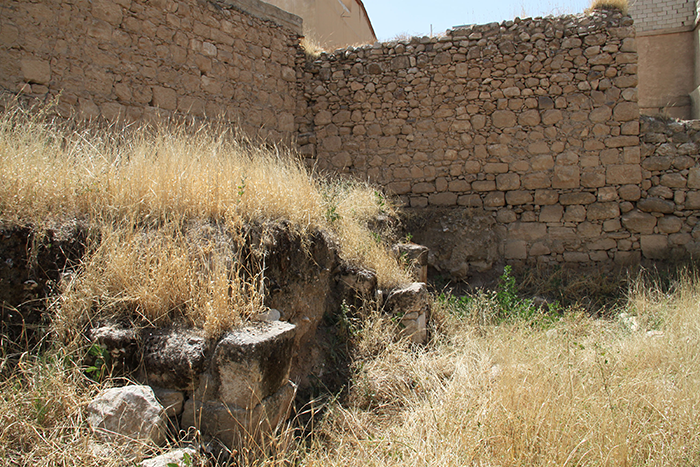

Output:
xmin=2 ymin=0 xmax=700 ymax=460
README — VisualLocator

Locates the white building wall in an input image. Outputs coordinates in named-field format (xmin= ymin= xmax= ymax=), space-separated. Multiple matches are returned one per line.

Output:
xmin=629 ymin=0 xmax=697 ymax=32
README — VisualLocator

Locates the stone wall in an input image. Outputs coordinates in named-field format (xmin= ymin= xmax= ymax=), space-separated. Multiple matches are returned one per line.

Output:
xmin=634 ymin=116 xmax=700 ymax=260
xmin=0 ymin=0 xmax=301 ymax=142
xmin=299 ymin=11 xmax=663 ymax=269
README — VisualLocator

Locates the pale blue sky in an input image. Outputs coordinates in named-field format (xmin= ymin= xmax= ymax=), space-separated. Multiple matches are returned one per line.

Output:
xmin=362 ymin=0 xmax=592 ymax=41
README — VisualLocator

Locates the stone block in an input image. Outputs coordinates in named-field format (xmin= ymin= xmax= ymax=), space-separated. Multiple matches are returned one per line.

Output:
xmin=20 ymin=58 xmax=51 ymax=84
xmin=384 ymin=283 xmax=429 ymax=344
xmin=577 ymin=221 xmax=602 ymax=238
xmin=587 ymin=202 xmax=620 ymax=220
xmin=641 ymin=235 xmax=669 ymax=260
xmin=619 ymin=184 xmax=641 ymax=201
xmin=581 ymin=167 xmax=606 ymax=187
xmin=508 ymin=222 xmax=547 ymax=241
xmin=529 ymin=142 xmax=550 ymax=154
xmin=605 ymin=136 xmax=639 ymax=148
xmin=531 ymin=155 xmax=554 ymax=171
xmin=496 ymin=173 xmax=520 ymax=190
xmin=142 ymin=328 xmax=207 ymax=390
xmin=606 ymin=165 xmax=642 ymax=184
xmin=564 ymin=252 xmax=590 ymax=262
xmin=182 ymin=381 xmax=296 ymax=449
xmin=638 ymin=198 xmax=675 ymax=214
xmin=92 ymin=0 xmax=123 ymax=26
xmin=615 ymin=250 xmax=642 ymax=265
xmin=530 ymin=242 xmax=550 ymax=256
xmin=387 ymin=181 xmax=412 ymax=195
xmin=413 ymin=182 xmax=435 ymax=194
xmin=153 ymin=388 xmax=185 ymax=418
xmin=449 ymin=180 xmax=471 ymax=192
xmin=338 ymin=267 xmax=377 ymax=302
xmin=642 ymin=156 xmax=672 ymax=171
xmin=484 ymin=163 xmax=509 ymax=173
xmin=484 ymin=191 xmax=506 ymax=207
xmin=505 ymin=190 xmax=533 ymax=205
xmin=670 ymin=233 xmax=693 ymax=246
xmin=598 ymin=186 xmax=618 ymax=202
xmin=658 ymin=216 xmax=683 ymax=234
xmin=590 ymin=251 xmax=611 ymax=262
xmin=210 ymin=321 xmax=296 ymax=410
xmin=552 ymin=166 xmax=580 ymax=189
xmin=688 ymin=168 xmax=700 ymax=189
xmin=535 ymin=189 xmax=559 ymax=205
xmin=152 ymin=86 xmax=177 ymax=111
xmin=588 ymin=238 xmax=617 ymax=250
xmin=589 ymin=106 xmax=612 ymax=122
xmin=472 ymin=180 xmax=496 ymax=192
xmin=497 ymin=209 xmax=517 ymax=223
xmin=492 ymin=110 xmax=517 ymax=128
xmin=560 ymin=192 xmax=596 ymax=205
xmin=505 ymin=240 xmax=527 ymax=260
xmin=464 ymin=161 xmax=481 ymax=174
xmin=429 ymin=192 xmax=458 ymax=205
xmin=522 ymin=173 xmax=551 ymax=189
xmin=542 ymin=109 xmax=563 ymax=125
xmin=613 ymin=102 xmax=638 ymax=121
xmin=458 ymin=194 xmax=483 ymax=207
xmin=621 ymin=210 xmax=657 ymax=234
xmin=660 ymin=173 xmax=686 ymax=188
xmin=540 ymin=205 xmax=563 ymax=223
xmin=686 ymin=192 xmax=700 ymax=209
xmin=518 ymin=109 xmax=541 ymax=126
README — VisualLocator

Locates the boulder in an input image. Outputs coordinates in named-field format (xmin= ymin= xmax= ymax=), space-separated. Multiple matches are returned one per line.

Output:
xmin=87 ymin=385 xmax=167 ymax=446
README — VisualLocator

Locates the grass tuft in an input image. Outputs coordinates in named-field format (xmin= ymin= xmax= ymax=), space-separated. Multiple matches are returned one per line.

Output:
xmin=588 ymin=0 xmax=629 ymax=14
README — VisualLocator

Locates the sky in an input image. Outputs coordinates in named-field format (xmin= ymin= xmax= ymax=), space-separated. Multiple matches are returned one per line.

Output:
xmin=361 ymin=0 xmax=592 ymax=42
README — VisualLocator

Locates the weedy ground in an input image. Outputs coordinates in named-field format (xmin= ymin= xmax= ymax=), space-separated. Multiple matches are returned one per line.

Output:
xmin=3 ymin=267 xmax=699 ymax=466
xmin=295 ymin=268 xmax=700 ymax=467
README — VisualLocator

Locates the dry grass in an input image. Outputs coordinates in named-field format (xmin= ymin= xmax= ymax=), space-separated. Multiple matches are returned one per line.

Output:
xmin=294 ymin=270 xmax=700 ymax=466
xmin=0 ymin=349 xmax=130 ymax=466
xmin=300 ymin=36 xmax=326 ymax=59
xmin=588 ymin=0 xmax=629 ymax=14
xmin=0 ymin=99 xmax=409 ymax=339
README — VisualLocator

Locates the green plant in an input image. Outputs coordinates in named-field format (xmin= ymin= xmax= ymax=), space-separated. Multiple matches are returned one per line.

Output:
xmin=84 ymin=344 xmax=110 ymax=382
xmin=166 ymin=451 xmax=192 ymax=467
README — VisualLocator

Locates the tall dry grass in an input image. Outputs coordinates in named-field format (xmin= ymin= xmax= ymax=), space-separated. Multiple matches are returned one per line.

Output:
xmin=0 ymin=99 xmax=409 ymax=339
xmin=296 ymin=271 xmax=700 ymax=466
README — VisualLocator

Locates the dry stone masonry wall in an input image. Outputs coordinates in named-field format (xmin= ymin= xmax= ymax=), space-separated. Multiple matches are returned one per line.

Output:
xmin=634 ymin=116 xmax=700 ymax=261
xmin=0 ymin=0 xmax=301 ymax=142
xmin=301 ymin=11 xmax=666 ymax=269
